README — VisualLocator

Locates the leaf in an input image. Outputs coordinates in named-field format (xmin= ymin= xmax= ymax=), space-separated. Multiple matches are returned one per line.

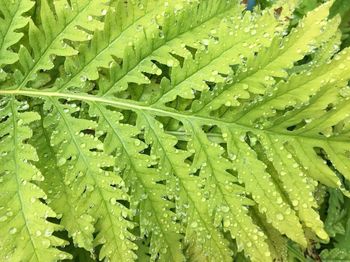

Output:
xmin=0 ymin=0 xmax=34 ymax=66
xmin=30 ymin=113 xmax=96 ymax=252
xmin=321 ymin=185 xmax=350 ymax=261
xmin=0 ymin=97 xmax=70 ymax=261
xmin=90 ymin=104 xmax=185 ymax=261
xmin=41 ymin=98 xmax=137 ymax=261
xmin=57 ymin=0 xmax=243 ymax=92
xmin=321 ymin=248 xmax=350 ymax=261
xmin=15 ymin=0 xmax=110 ymax=88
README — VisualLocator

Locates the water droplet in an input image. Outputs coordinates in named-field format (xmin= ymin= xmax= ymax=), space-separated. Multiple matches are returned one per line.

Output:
xmin=223 ymin=219 xmax=231 ymax=227
xmin=57 ymin=158 xmax=66 ymax=166
xmin=1 ymin=151 xmax=8 ymax=157
xmin=201 ymin=39 xmax=209 ymax=46
xmin=9 ymin=227 xmax=17 ymax=234
xmin=167 ymin=60 xmax=174 ymax=67
xmin=221 ymin=206 xmax=229 ymax=213
xmin=190 ymin=221 xmax=198 ymax=228
xmin=276 ymin=197 xmax=283 ymax=204
xmin=44 ymin=229 xmax=53 ymax=237
xmin=276 ymin=213 xmax=284 ymax=221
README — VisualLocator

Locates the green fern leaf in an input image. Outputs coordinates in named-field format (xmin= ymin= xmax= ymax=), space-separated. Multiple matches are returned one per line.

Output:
xmin=0 ymin=0 xmax=34 ymax=66
xmin=0 ymin=97 xmax=71 ymax=261
xmin=321 ymin=248 xmax=350 ymax=261
xmin=90 ymin=104 xmax=185 ymax=261
xmin=30 ymin=116 xmax=96 ymax=252
xmin=41 ymin=98 xmax=137 ymax=261
xmin=56 ymin=0 xmax=244 ymax=93
xmin=138 ymin=113 xmax=233 ymax=261
xmin=15 ymin=0 xmax=110 ymax=88
xmin=194 ymin=1 xmax=336 ymax=114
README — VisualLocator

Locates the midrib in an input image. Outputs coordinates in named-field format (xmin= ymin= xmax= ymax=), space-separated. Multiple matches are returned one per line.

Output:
xmin=0 ymin=88 xmax=347 ymax=143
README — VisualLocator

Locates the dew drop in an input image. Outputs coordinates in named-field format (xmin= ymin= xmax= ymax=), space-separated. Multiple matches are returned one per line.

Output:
xmin=276 ymin=213 xmax=284 ymax=221
xmin=292 ymin=200 xmax=299 ymax=206
xmin=57 ymin=158 xmax=66 ymax=166
xmin=225 ymin=101 xmax=231 ymax=107
xmin=221 ymin=206 xmax=229 ymax=213
xmin=190 ymin=221 xmax=198 ymax=228
xmin=167 ymin=60 xmax=174 ymax=67
xmin=0 ymin=216 xmax=8 ymax=222
xmin=276 ymin=197 xmax=283 ymax=204
xmin=9 ymin=227 xmax=17 ymax=234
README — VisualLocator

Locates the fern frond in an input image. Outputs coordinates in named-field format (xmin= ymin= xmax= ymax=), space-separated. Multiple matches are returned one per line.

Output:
xmin=138 ymin=114 xmax=233 ymax=261
xmin=0 ymin=97 xmax=70 ymax=261
xmin=239 ymin=47 xmax=350 ymax=183
xmin=152 ymin=9 xmax=283 ymax=107
xmin=30 ymin=116 xmax=96 ymax=252
xmin=321 ymin=248 xmax=350 ymax=261
xmin=258 ymin=134 xmax=327 ymax=239
xmin=41 ymin=98 xmax=137 ymax=261
xmin=0 ymin=0 xmax=34 ymax=66
xmin=185 ymin=123 xmax=272 ymax=261
xmin=57 ymin=0 xmax=242 ymax=93
xmin=250 ymin=208 xmax=289 ymax=261
xmin=90 ymin=104 xmax=184 ymax=261
xmin=15 ymin=0 xmax=109 ymax=88
xmin=224 ymin=128 xmax=307 ymax=245
xmin=194 ymin=1 xmax=336 ymax=114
